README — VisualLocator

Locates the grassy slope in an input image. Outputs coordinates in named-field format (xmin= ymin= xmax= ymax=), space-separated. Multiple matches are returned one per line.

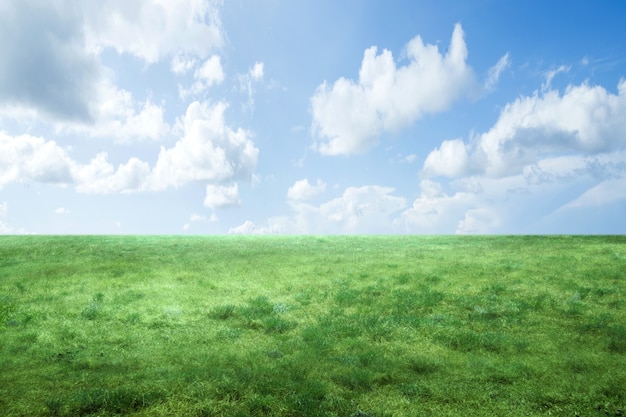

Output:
xmin=0 ymin=235 xmax=625 ymax=416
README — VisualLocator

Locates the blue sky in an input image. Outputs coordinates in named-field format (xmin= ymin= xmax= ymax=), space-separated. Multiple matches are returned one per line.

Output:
xmin=1 ymin=0 xmax=625 ymax=234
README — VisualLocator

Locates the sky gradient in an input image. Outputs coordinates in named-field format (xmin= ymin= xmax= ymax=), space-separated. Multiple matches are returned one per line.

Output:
xmin=1 ymin=0 xmax=625 ymax=234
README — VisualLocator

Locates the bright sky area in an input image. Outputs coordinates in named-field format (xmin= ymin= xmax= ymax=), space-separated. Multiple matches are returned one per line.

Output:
xmin=1 ymin=0 xmax=625 ymax=234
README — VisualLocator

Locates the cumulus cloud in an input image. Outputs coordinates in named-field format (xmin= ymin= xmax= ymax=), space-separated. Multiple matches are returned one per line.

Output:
xmin=287 ymin=178 xmax=326 ymax=201
xmin=417 ymin=87 xmax=626 ymax=230
xmin=82 ymin=0 xmax=223 ymax=63
xmin=422 ymin=139 xmax=469 ymax=177
xmin=423 ymin=80 xmax=626 ymax=179
xmin=311 ymin=24 xmax=477 ymax=155
xmin=0 ymin=132 xmax=153 ymax=193
xmin=0 ymin=99 xmax=259 ymax=197
xmin=397 ymin=175 xmax=567 ymax=234
xmin=0 ymin=1 xmax=99 ymax=122
xmin=75 ymin=153 xmax=151 ymax=194
xmin=195 ymin=55 xmax=225 ymax=86
xmin=179 ymin=55 xmax=225 ymax=98
xmin=0 ymin=133 xmax=75 ymax=187
xmin=152 ymin=101 xmax=258 ymax=188
xmin=0 ymin=0 xmax=218 ymax=140
xmin=80 ymin=79 xmax=170 ymax=141
xmin=396 ymin=180 xmax=477 ymax=233
xmin=284 ymin=185 xmax=406 ymax=234
xmin=204 ymin=184 xmax=241 ymax=209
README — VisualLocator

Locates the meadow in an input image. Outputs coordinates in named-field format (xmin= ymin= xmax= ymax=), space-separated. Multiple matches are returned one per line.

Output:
xmin=0 ymin=235 xmax=624 ymax=416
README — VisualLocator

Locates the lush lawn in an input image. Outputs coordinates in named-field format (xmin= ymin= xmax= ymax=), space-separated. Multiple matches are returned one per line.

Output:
xmin=0 ymin=235 xmax=625 ymax=416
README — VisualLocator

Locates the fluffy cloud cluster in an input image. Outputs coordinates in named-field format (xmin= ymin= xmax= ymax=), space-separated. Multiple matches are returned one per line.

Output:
xmin=232 ymin=185 xmax=406 ymax=234
xmin=152 ymin=101 xmax=258 ymax=188
xmin=311 ymin=24 xmax=477 ymax=155
xmin=0 ymin=0 xmax=220 ymax=140
xmin=241 ymin=75 xmax=626 ymax=235
xmin=0 ymin=131 xmax=152 ymax=193
xmin=0 ymin=0 xmax=262 ymax=213
xmin=424 ymin=80 xmax=626 ymax=179
xmin=0 ymin=100 xmax=258 ymax=205
xmin=415 ymin=79 xmax=626 ymax=233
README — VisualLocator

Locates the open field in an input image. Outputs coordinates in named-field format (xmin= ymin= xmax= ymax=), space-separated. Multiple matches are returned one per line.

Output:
xmin=0 ymin=235 xmax=625 ymax=416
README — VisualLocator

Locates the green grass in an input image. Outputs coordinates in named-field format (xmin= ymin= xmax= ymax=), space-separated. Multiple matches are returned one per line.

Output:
xmin=0 ymin=235 xmax=625 ymax=416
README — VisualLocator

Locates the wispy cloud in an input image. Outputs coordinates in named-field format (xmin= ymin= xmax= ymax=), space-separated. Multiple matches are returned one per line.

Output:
xmin=541 ymin=65 xmax=570 ymax=92
xmin=485 ymin=52 xmax=510 ymax=92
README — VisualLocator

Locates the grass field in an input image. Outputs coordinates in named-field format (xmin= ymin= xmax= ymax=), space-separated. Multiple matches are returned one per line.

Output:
xmin=0 ymin=235 xmax=625 ymax=416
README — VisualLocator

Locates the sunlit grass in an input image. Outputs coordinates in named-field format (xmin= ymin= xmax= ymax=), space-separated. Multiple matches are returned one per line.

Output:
xmin=0 ymin=235 xmax=624 ymax=416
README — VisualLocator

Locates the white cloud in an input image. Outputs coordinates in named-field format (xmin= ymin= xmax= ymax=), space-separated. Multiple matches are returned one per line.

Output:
xmin=232 ymin=185 xmax=407 ymax=234
xmin=179 ymin=55 xmax=225 ymax=98
xmin=0 ymin=132 xmax=153 ymax=194
xmin=151 ymin=101 xmax=259 ymax=189
xmin=238 ymin=62 xmax=265 ymax=112
xmin=249 ymin=62 xmax=264 ymax=81
xmin=204 ymin=183 xmax=241 ymax=209
xmin=287 ymin=178 xmax=326 ymax=201
xmin=1 ymin=100 xmax=258 ymax=197
xmin=390 ymin=153 xmax=418 ymax=164
xmin=190 ymin=214 xmax=207 ymax=222
xmin=0 ymin=1 xmax=99 ymax=122
xmin=0 ymin=133 xmax=74 ymax=188
xmin=82 ymin=0 xmax=224 ymax=63
xmin=406 ymin=145 xmax=626 ymax=234
xmin=456 ymin=208 xmax=501 ymax=234
xmin=317 ymin=186 xmax=406 ymax=231
xmin=229 ymin=220 xmax=283 ymax=235
xmin=195 ymin=55 xmax=225 ymax=86
xmin=191 ymin=213 xmax=218 ymax=223
xmin=75 ymin=153 xmax=151 ymax=194
xmin=285 ymin=185 xmax=407 ymax=234
xmin=423 ymin=80 xmax=626 ymax=179
xmin=229 ymin=220 xmax=255 ymax=234
xmin=0 ymin=2 xmax=171 ymax=140
xmin=397 ymin=180 xmax=477 ymax=233
xmin=485 ymin=52 xmax=510 ymax=92
xmin=81 ymin=79 xmax=170 ymax=141
xmin=422 ymin=139 xmax=469 ymax=177
xmin=171 ymin=54 xmax=197 ymax=74
xmin=55 ymin=207 xmax=70 ymax=215
xmin=0 ymin=0 xmax=215 ymax=142
xmin=311 ymin=24 xmax=477 ymax=155
xmin=542 ymin=65 xmax=570 ymax=92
